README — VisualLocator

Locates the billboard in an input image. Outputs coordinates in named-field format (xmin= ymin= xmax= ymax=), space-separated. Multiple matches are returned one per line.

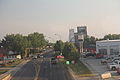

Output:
xmin=77 ymin=26 xmax=87 ymax=36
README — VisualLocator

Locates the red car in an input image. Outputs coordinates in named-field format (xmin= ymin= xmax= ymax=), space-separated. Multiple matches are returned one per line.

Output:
xmin=96 ymin=54 xmax=104 ymax=59
xmin=117 ymin=68 xmax=120 ymax=74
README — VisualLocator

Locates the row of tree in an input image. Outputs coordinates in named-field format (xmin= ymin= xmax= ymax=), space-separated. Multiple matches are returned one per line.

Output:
xmin=53 ymin=34 xmax=120 ymax=61
xmin=83 ymin=34 xmax=120 ymax=48
xmin=54 ymin=40 xmax=79 ymax=61
xmin=0 ymin=32 xmax=48 ymax=57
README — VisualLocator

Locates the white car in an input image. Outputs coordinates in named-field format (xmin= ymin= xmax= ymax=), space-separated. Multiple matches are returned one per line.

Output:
xmin=108 ymin=60 xmax=120 ymax=70
xmin=101 ymin=57 xmax=112 ymax=64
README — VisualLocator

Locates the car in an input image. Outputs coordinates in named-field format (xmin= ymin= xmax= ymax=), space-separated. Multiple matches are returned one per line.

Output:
xmin=108 ymin=60 xmax=120 ymax=70
xmin=117 ymin=67 xmax=120 ymax=74
xmin=101 ymin=57 xmax=112 ymax=64
xmin=96 ymin=54 xmax=104 ymax=59
xmin=32 ymin=55 xmax=38 ymax=59
xmin=83 ymin=52 xmax=96 ymax=58
xmin=50 ymin=57 xmax=58 ymax=64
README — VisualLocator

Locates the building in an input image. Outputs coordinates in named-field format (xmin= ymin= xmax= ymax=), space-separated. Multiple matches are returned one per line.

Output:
xmin=69 ymin=29 xmax=75 ymax=43
xmin=69 ymin=26 xmax=88 ymax=53
xmin=77 ymin=26 xmax=87 ymax=37
xmin=96 ymin=39 xmax=120 ymax=55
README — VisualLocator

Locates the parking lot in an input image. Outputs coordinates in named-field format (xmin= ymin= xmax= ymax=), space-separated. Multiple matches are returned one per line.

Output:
xmin=80 ymin=57 xmax=120 ymax=80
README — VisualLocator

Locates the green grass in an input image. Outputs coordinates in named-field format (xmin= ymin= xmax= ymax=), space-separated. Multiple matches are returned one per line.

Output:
xmin=0 ymin=70 xmax=8 ymax=75
xmin=69 ymin=60 xmax=91 ymax=75
xmin=5 ymin=59 xmax=23 ymax=67
xmin=61 ymin=59 xmax=93 ymax=77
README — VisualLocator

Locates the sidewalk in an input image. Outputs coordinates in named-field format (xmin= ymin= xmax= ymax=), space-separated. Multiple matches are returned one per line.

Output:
xmin=0 ymin=59 xmax=30 ymax=80
xmin=80 ymin=59 xmax=101 ymax=80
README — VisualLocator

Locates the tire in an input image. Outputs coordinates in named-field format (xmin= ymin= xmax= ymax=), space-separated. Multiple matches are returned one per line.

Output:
xmin=112 ymin=67 xmax=116 ymax=70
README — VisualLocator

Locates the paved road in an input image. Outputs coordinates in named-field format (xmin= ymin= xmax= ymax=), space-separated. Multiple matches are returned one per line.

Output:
xmin=39 ymin=58 xmax=73 ymax=80
xmin=11 ymin=61 xmax=36 ymax=80
xmin=11 ymin=52 xmax=74 ymax=80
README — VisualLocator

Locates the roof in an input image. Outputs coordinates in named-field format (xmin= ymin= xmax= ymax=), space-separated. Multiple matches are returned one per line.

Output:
xmin=97 ymin=39 xmax=120 ymax=43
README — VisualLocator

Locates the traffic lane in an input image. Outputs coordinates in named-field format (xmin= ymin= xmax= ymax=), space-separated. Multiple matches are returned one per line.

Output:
xmin=11 ymin=61 xmax=36 ymax=80
xmin=39 ymin=58 xmax=74 ymax=80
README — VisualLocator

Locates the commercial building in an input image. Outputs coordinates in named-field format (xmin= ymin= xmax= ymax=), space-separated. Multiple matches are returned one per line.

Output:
xmin=96 ymin=39 xmax=120 ymax=55
xmin=69 ymin=29 xmax=75 ymax=43
xmin=69 ymin=26 xmax=88 ymax=53
xmin=69 ymin=26 xmax=87 ymax=43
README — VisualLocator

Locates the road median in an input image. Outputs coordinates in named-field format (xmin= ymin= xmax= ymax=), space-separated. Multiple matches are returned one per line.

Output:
xmin=0 ymin=59 xmax=30 ymax=80
xmin=61 ymin=59 xmax=98 ymax=80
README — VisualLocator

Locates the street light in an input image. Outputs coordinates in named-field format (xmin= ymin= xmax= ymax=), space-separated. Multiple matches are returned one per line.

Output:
xmin=54 ymin=34 xmax=61 ymax=40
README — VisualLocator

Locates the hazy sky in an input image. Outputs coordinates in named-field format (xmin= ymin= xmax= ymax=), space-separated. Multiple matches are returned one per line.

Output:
xmin=0 ymin=0 xmax=120 ymax=42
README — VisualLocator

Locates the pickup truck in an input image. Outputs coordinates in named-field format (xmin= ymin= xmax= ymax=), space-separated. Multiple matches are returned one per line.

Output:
xmin=108 ymin=60 xmax=120 ymax=70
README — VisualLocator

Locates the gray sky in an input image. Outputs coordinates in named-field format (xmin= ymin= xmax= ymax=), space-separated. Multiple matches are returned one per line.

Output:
xmin=0 ymin=0 xmax=120 ymax=42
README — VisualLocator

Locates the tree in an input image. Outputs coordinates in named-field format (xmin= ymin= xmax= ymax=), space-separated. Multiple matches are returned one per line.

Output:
xmin=103 ymin=34 xmax=120 ymax=40
xmin=1 ymin=32 xmax=48 ymax=57
xmin=83 ymin=36 xmax=96 ymax=48
xmin=1 ymin=34 xmax=31 ymax=55
xmin=62 ymin=42 xmax=79 ymax=61
xmin=27 ymin=32 xmax=47 ymax=48
xmin=54 ymin=40 xmax=64 ymax=53
xmin=1 ymin=34 xmax=16 ymax=51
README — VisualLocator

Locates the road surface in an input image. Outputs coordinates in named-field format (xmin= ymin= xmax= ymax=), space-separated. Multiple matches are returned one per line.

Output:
xmin=11 ymin=52 xmax=74 ymax=80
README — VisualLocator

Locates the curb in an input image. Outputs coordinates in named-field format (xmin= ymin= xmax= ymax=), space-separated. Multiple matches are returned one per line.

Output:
xmin=0 ymin=59 xmax=30 ymax=80
xmin=68 ymin=67 xmax=78 ymax=80
xmin=80 ymin=59 xmax=102 ymax=80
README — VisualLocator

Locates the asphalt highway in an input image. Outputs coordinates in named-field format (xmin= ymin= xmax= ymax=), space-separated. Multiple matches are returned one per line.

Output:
xmin=11 ymin=52 xmax=74 ymax=80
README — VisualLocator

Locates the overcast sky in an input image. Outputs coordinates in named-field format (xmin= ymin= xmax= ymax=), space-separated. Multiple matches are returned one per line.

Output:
xmin=0 ymin=0 xmax=120 ymax=42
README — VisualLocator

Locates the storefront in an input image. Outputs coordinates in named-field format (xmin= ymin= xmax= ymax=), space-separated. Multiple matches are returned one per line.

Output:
xmin=96 ymin=40 xmax=120 ymax=56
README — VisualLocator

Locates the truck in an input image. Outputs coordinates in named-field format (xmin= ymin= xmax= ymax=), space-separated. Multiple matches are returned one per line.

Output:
xmin=108 ymin=60 xmax=120 ymax=70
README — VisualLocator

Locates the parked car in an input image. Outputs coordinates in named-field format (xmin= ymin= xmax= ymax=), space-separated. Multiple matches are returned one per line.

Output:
xmin=108 ymin=60 xmax=120 ymax=70
xmin=96 ymin=54 xmax=104 ymax=59
xmin=83 ymin=52 xmax=96 ymax=58
xmin=117 ymin=67 xmax=120 ymax=74
xmin=101 ymin=57 xmax=112 ymax=64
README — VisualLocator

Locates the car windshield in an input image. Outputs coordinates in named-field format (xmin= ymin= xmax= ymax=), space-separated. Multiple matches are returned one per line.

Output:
xmin=51 ymin=58 xmax=56 ymax=60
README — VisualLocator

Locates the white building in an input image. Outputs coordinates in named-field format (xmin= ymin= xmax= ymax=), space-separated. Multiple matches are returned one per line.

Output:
xmin=96 ymin=40 xmax=120 ymax=55
xmin=69 ymin=29 xmax=75 ymax=42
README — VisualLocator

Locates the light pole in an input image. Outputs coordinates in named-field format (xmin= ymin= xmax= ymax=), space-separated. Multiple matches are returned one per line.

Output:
xmin=69 ymin=36 xmax=75 ymax=43
xmin=54 ymin=34 xmax=61 ymax=40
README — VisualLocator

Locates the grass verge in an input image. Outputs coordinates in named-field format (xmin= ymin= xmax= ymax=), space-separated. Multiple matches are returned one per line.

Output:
xmin=5 ymin=59 xmax=23 ymax=67
xmin=69 ymin=60 xmax=91 ymax=75
xmin=61 ymin=59 xmax=95 ymax=77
